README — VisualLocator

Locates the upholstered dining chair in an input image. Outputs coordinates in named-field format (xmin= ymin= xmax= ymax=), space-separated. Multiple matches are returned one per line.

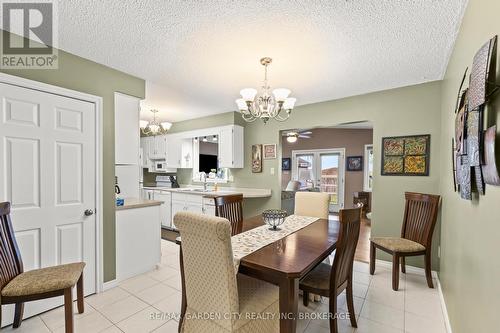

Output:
xmin=370 ymin=192 xmax=441 ymax=291
xmin=294 ymin=192 xmax=330 ymax=219
xmin=300 ymin=207 xmax=362 ymax=333
xmin=214 ymin=194 xmax=243 ymax=235
xmin=0 ymin=202 xmax=85 ymax=333
xmin=174 ymin=212 xmax=279 ymax=333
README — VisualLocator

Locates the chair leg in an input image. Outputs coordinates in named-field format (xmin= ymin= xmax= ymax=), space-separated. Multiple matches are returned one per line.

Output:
xmin=13 ymin=302 xmax=24 ymax=328
xmin=64 ymin=287 xmax=74 ymax=333
xmin=329 ymin=293 xmax=338 ymax=333
xmin=303 ymin=291 xmax=309 ymax=307
xmin=77 ymin=273 xmax=84 ymax=314
xmin=346 ymin=279 xmax=357 ymax=328
xmin=401 ymin=256 xmax=406 ymax=274
xmin=392 ymin=254 xmax=400 ymax=291
xmin=424 ymin=251 xmax=434 ymax=288
xmin=369 ymin=242 xmax=376 ymax=275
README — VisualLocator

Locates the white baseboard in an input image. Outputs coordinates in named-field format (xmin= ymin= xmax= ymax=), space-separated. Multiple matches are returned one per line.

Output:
xmin=374 ymin=259 xmax=451 ymax=333
xmin=436 ymin=278 xmax=453 ymax=333
xmin=102 ymin=279 xmax=120 ymax=291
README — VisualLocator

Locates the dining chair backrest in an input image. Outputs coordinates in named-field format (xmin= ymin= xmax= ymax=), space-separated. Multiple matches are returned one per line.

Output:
xmin=174 ymin=212 xmax=238 ymax=331
xmin=294 ymin=192 xmax=330 ymax=219
xmin=0 ymin=202 xmax=23 ymax=291
xmin=401 ymin=192 xmax=441 ymax=248
xmin=330 ymin=207 xmax=361 ymax=291
xmin=214 ymin=194 xmax=243 ymax=235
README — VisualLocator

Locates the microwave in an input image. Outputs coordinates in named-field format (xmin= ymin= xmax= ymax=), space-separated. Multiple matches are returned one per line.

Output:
xmin=153 ymin=161 xmax=169 ymax=172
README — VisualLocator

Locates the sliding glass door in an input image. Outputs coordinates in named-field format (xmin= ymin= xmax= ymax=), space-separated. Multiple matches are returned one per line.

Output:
xmin=292 ymin=149 xmax=345 ymax=212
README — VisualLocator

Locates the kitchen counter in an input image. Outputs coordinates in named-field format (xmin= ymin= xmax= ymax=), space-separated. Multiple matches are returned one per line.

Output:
xmin=116 ymin=197 xmax=163 ymax=211
xmin=142 ymin=186 xmax=272 ymax=198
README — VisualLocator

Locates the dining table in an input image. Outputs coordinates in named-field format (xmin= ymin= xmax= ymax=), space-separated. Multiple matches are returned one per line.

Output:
xmin=177 ymin=214 xmax=340 ymax=333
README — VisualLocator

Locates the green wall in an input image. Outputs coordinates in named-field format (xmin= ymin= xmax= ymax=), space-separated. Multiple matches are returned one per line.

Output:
xmin=177 ymin=82 xmax=443 ymax=270
xmin=0 ymin=32 xmax=145 ymax=282
xmin=438 ymin=0 xmax=500 ymax=331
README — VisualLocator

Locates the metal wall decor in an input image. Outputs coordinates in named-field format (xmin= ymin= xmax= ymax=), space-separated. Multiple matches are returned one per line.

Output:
xmin=452 ymin=35 xmax=500 ymax=200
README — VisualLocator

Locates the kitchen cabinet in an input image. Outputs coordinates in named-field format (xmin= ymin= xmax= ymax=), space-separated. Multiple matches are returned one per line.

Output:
xmin=155 ymin=191 xmax=172 ymax=228
xmin=115 ymin=93 xmax=140 ymax=164
xmin=166 ymin=134 xmax=182 ymax=168
xmin=149 ymin=135 xmax=167 ymax=160
xmin=170 ymin=192 xmax=216 ymax=229
xmin=218 ymin=125 xmax=244 ymax=168
xmin=180 ymin=138 xmax=194 ymax=168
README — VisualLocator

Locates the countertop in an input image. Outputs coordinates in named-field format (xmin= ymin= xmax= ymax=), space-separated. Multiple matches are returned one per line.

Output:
xmin=142 ymin=186 xmax=272 ymax=198
xmin=116 ymin=198 xmax=163 ymax=211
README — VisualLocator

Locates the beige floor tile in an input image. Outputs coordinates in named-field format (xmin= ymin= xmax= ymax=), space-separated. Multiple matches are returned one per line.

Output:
xmin=405 ymin=311 xmax=447 ymax=333
xmin=353 ymin=261 xmax=370 ymax=274
xmin=99 ymin=295 xmax=149 ymax=324
xmin=40 ymin=301 xmax=95 ymax=331
xmin=120 ymin=275 xmax=160 ymax=294
xmin=163 ymin=274 xmax=182 ymax=291
xmin=405 ymin=292 xmax=444 ymax=319
xmin=153 ymin=291 xmax=182 ymax=321
xmin=135 ymin=283 xmax=178 ymax=305
xmin=161 ymin=254 xmax=181 ymax=270
xmin=306 ymin=318 xmax=354 ymax=333
xmin=85 ymin=287 xmax=131 ymax=310
xmin=147 ymin=266 xmax=179 ymax=282
xmin=100 ymin=325 xmax=124 ymax=333
xmin=353 ymin=270 xmax=372 ymax=285
xmin=1 ymin=316 xmax=50 ymax=333
xmin=360 ymin=300 xmax=404 ymax=330
xmin=352 ymin=282 xmax=369 ymax=298
xmin=355 ymin=317 xmax=404 ymax=333
xmin=365 ymin=284 xmax=405 ymax=310
xmin=116 ymin=307 xmax=168 ymax=333
xmin=52 ymin=310 xmax=114 ymax=333
xmin=153 ymin=319 xmax=178 ymax=332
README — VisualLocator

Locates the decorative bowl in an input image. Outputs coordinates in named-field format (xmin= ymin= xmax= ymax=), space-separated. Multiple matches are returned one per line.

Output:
xmin=262 ymin=209 xmax=288 ymax=230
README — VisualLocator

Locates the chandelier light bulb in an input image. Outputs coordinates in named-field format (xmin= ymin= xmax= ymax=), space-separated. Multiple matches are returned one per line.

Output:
xmin=161 ymin=122 xmax=172 ymax=131
xmin=283 ymin=97 xmax=297 ymax=110
xmin=139 ymin=120 xmax=149 ymax=129
xmin=273 ymin=88 xmax=291 ymax=102
xmin=235 ymin=98 xmax=248 ymax=111
xmin=240 ymin=88 xmax=257 ymax=102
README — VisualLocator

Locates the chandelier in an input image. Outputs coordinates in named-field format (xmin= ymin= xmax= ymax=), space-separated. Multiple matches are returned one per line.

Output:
xmin=139 ymin=109 xmax=172 ymax=136
xmin=235 ymin=57 xmax=296 ymax=123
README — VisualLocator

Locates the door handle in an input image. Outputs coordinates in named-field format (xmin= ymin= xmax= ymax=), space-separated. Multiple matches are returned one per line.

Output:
xmin=84 ymin=209 xmax=94 ymax=216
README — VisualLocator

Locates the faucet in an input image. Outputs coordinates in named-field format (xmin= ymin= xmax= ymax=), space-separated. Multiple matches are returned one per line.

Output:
xmin=200 ymin=172 xmax=207 ymax=191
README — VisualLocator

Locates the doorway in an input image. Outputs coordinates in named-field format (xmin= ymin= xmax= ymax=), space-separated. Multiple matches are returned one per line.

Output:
xmin=291 ymin=148 xmax=345 ymax=212
xmin=0 ymin=74 xmax=102 ymax=326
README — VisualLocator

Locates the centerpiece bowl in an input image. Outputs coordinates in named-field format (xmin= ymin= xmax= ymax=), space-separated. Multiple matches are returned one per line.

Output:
xmin=262 ymin=209 xmax=288 ymax=231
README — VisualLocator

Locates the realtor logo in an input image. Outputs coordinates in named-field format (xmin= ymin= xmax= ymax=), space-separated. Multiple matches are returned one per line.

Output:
xmin=1 ymin=0 xmax=58 ymax=69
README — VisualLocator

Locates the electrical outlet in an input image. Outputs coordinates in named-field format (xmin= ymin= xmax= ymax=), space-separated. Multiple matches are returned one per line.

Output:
xmin=270 ymin=167 xmax=275 ymax=175
xmin=438 ymin=246 xmax=441 ymax=258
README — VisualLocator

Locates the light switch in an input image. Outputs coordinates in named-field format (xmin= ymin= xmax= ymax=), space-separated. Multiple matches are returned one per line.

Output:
xmin=270 ymin=167 xmax=275 ymax=175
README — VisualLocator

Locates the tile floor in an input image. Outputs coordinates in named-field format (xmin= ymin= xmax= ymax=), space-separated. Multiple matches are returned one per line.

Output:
xmin=3 ymin=240 xmax=448 ymax=333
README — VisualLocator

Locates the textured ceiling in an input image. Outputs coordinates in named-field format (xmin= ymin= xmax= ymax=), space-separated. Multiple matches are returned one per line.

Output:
xmin=54 ymin=0 xmax=467 ymax=122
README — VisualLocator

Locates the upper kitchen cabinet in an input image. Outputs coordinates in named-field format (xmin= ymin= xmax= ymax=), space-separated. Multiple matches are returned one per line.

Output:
xmin=115 ymin=93 xmax=140 ymax=164
xmin=218 ymin=125 xmax=244 ymax=168
xmin=149 ymin=135 xmax=167 ymax=160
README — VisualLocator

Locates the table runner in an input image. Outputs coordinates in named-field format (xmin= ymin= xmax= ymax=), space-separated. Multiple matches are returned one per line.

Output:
xmin=231 ymin=214 xmax=319 ymax=272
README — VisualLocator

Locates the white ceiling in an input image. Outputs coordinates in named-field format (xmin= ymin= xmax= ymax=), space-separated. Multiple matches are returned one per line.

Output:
xmin=54 ymin=0 xmax=467 ymax=122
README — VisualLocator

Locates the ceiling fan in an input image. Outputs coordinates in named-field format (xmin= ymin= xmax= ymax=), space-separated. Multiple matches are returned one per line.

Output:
xmin=282 ymin=129 xmax=312 ymax=143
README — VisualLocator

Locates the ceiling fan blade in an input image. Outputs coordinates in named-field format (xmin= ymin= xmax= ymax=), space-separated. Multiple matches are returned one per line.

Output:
xmin=299 ymin=135 xmax=311 ymax=138
xmin=300 ymin=131 xmax=312 ymax=135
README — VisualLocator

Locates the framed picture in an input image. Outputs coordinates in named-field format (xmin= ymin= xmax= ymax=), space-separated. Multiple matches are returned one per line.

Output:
xmin=346 ymin=156 xmax=363 ymax=171
xmin=282 ymin=157 xmax=291 ymax=171
xmin=263 ymin=144 xmax=277 ymax=159
xmin=252 ymin=144 xmax=263 ymax=173
xmin=381 ymin=134 xmax=430 ymax=176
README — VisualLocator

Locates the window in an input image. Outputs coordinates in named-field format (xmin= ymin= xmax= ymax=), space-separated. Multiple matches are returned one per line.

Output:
xmin=191 ymin=137 xmax=230 ymax=183
xmin=364 ymin=144 xmax=373 ymax=191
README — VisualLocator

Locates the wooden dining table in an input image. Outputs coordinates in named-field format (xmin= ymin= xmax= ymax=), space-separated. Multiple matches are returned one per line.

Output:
xmin=177 ymin=215 xmax=340 ymax=333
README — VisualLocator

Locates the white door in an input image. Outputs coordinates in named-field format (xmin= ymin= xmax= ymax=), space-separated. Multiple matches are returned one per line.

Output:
xmin=0 ymin=82 xmax=97 ymax=326
xmin=292 ymin=149 xmax=345 ymax=212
